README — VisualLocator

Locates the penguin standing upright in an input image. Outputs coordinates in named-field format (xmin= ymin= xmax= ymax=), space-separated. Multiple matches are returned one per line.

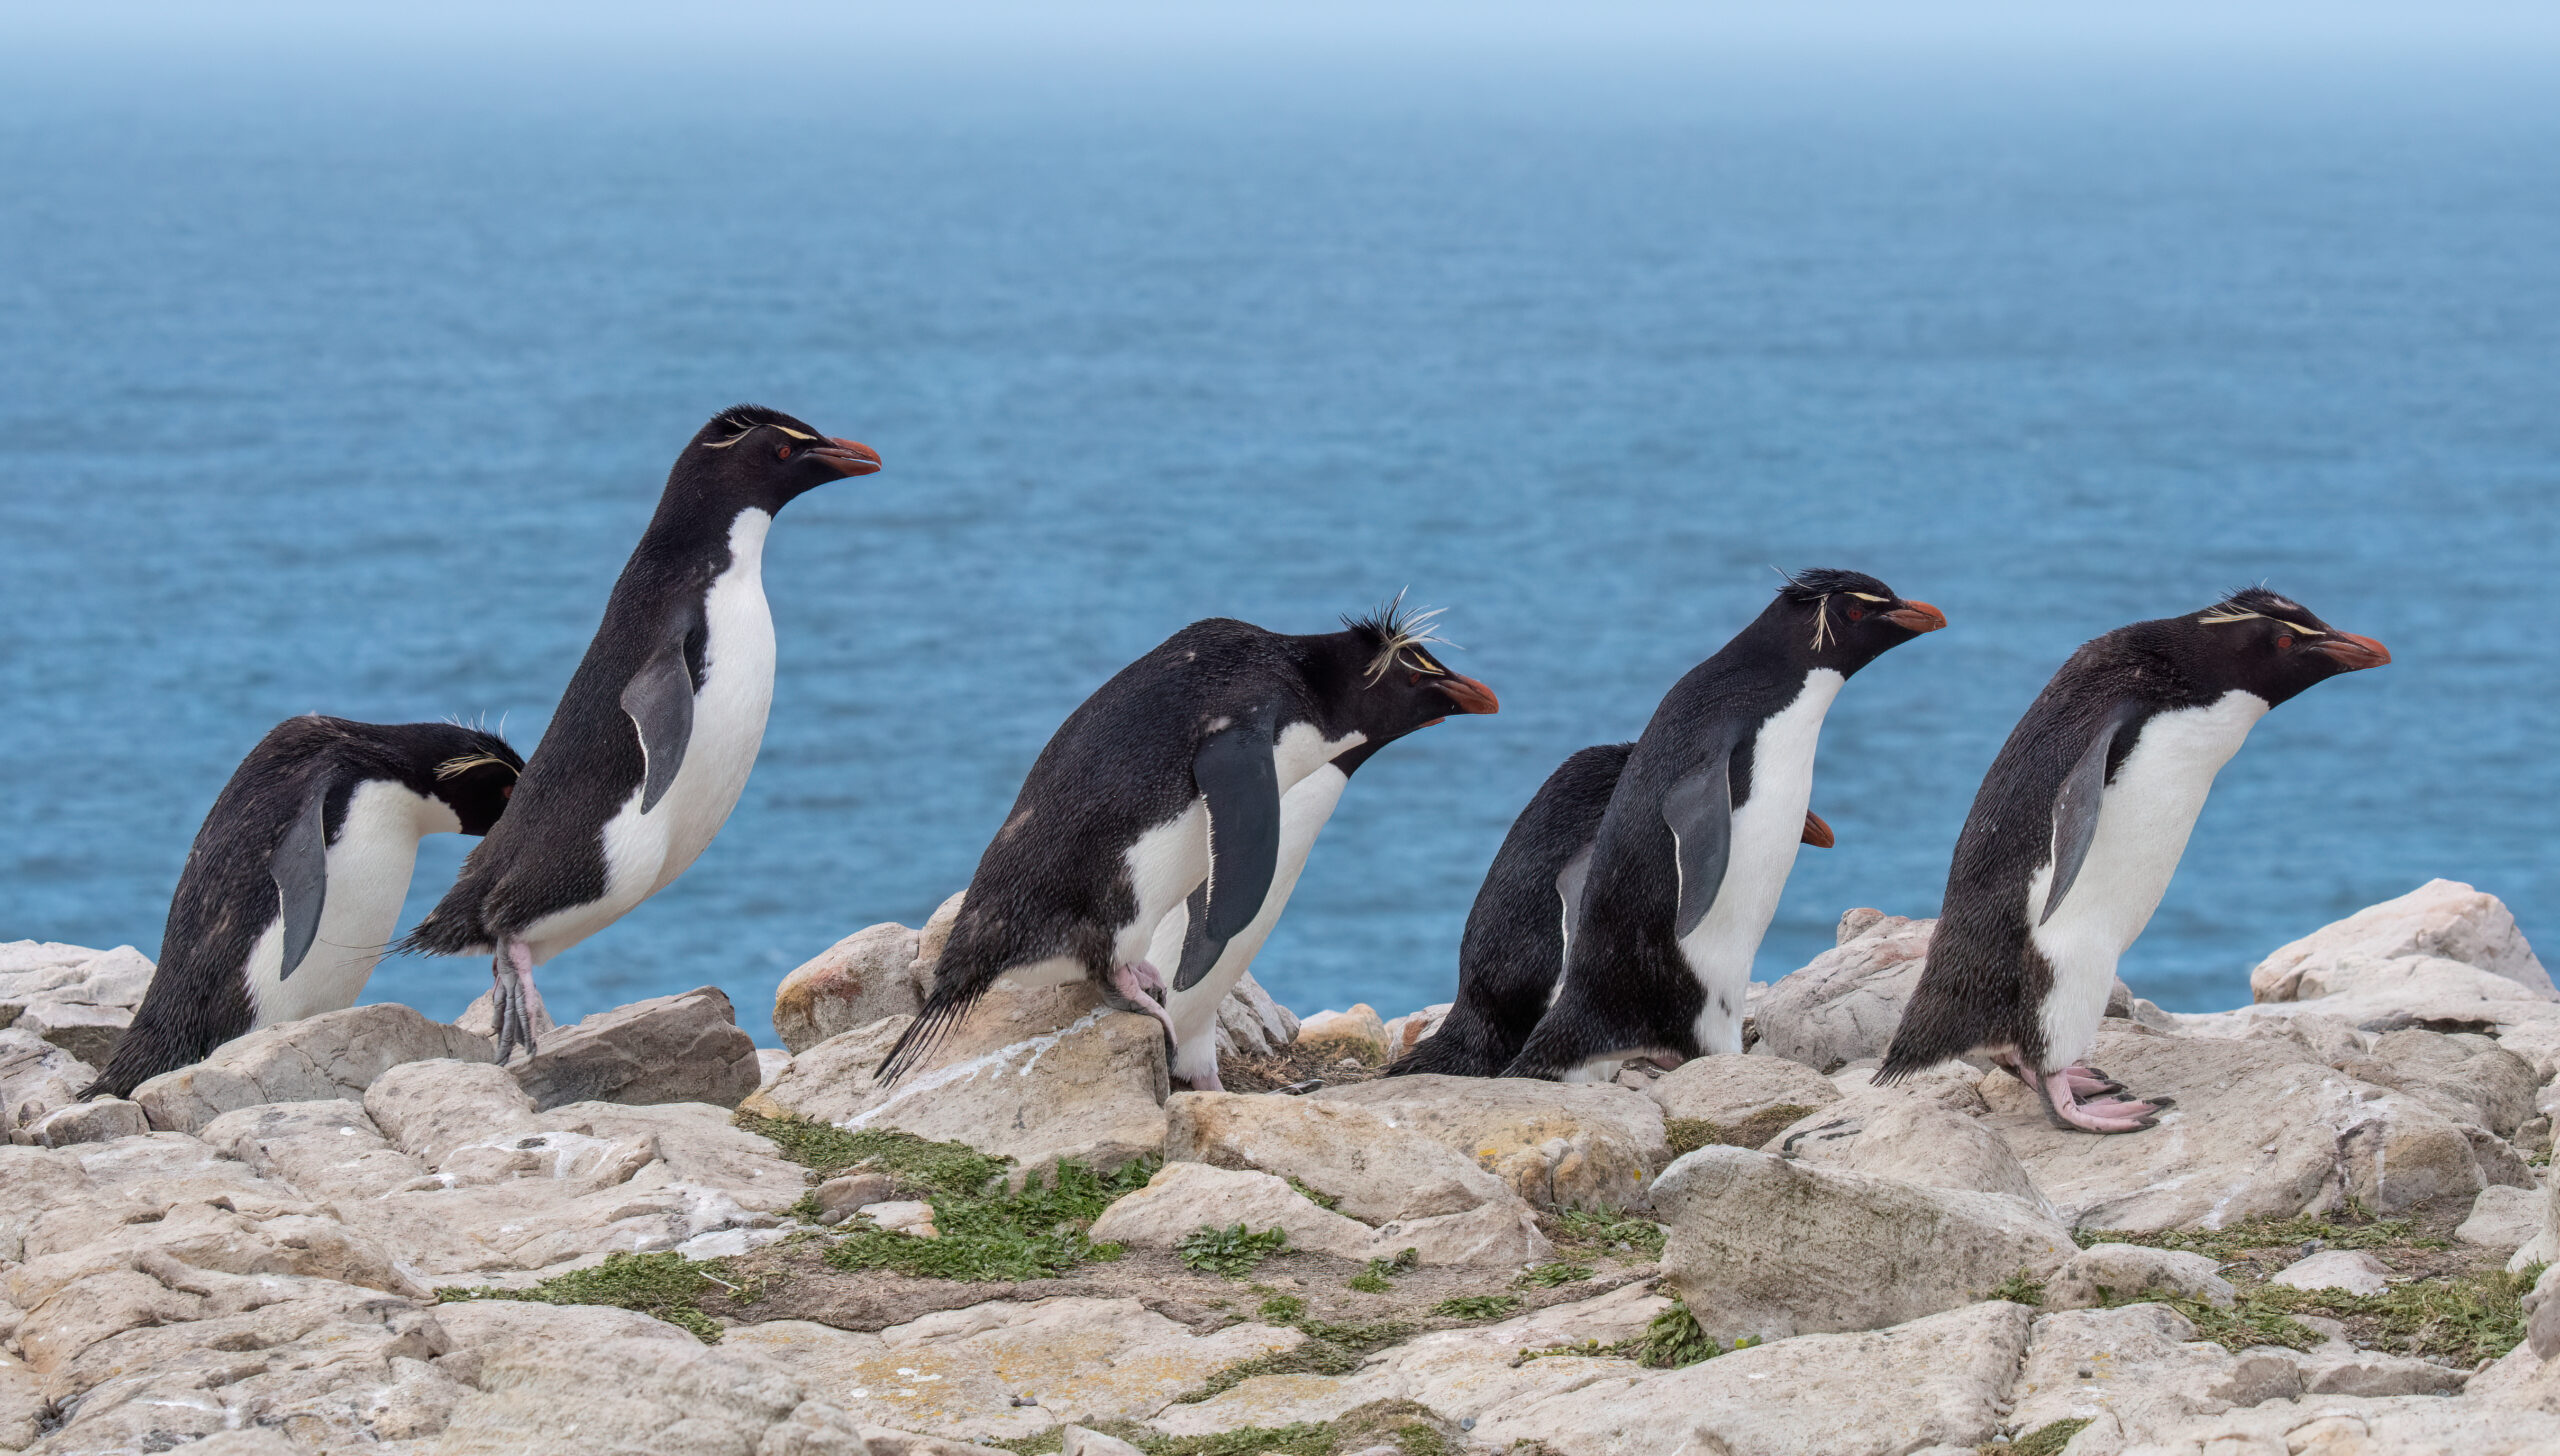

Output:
xmin=89 ymin=716 xmax=522 ymax=1097
xmin=1502 ymin=570 xmax=1944 ymax=1081
xmin=878 ymin=603 xmax=1498 ymax=1083
xmin=1392 ymin=744 xmax=1837 ymax=1078
xmin=401 ymin=405 xmax=882 ymax=1060
xmin=1880 ymin=588 xmax=2388 ymax=1132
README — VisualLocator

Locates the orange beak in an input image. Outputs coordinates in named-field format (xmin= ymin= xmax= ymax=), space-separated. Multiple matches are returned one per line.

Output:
xmin=1883 ymin=600 xmax=1947 ymax=633
xmin=2314 ymin=632 xmax=2390 ymax=670
xmin=808 ymin=439 xmax=883 ymax=477
xmin=1433 ymin=674 xmax=1500 ymax=714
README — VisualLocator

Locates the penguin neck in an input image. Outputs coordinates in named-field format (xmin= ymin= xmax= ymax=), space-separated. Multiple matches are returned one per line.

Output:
xmin=641 ymin=497 xmax=773 ymax=570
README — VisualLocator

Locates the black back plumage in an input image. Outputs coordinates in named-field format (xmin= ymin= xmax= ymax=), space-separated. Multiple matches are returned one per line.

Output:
xmin=1880 ymin=588 xmax=2386 ymax=1079
xmin=1388 ymin=742 xmax=1631 ymax=1078
xmin=90 ymin=716 xmax=521 ymax=1097
xmin=402 ymin=405 xmax=855 ymax=955
xmin=1503 ymin=570 xmax=1940 ymax=1078
xmin=880 ymin=606 xmax=1492 ymax=1081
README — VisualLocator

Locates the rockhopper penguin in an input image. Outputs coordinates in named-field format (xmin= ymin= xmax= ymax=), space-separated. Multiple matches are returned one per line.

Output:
xmin=401 ymin=405 xmax=882 ymax=1061
xmin=1880 ymin=587 xmax=2388 ymax=1132
xmin=1500 ymin=569 xmax=1944 ymax=1081
xmin=1392 ymin=744 xmax=1838 ymax=1079
xmin=89 ymin=716 xmax=522 ymax=1097
xmin=878 ymin=602 xmax=1499 ymax=1084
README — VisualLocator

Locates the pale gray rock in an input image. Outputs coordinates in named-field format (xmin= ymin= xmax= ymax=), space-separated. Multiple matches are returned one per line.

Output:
xmin=508 ymin=985 xmax=762 ymax=1111
xmin=2252 ymin=878 xmax=2552 ymax=1001
xmin=2531 ymin=1262 xmax=2560 ymax=1360
xmin=2106 ymin=1393 xmax=2560 ymax=1455
xmin=7 ymin=1000 xmax=129 ymax=1068
xmin=1061 ymin=1426 xmax=1147 ymax=1456
xmin=14 ymin=1096 xmax=144 ymax=1148
xmin=1294 ymin=1003 xmax=1389 ymax=1060
xmin=455 ymin=983 xmax=558 ymax=1043
xmin=775 ymin=922 xmax=926 ymax=1055
xmin=750 ymin=981 xmax=1169 ymax=1176
xmin=129 ymin=1003 xmax=493 ymax=1135
xmin=363 ymin=1057 xmax=541 ymax=1165
xmin=2459 ymin=1183 xmax=2549 ymax=1255
xmin=722 ymin=1299 xmax=1306 ymax=1442
xmin=1646 ymin=1052 xmax=1842 ymax=1150
xmin=1468 ymin=1299 xmax=2034 ymax=1456
xmin=2338 ymin=1027 xmax=2540 ymax=1135
xmin=2045 ymin=1243 xmax=2234 ymax=1310
xmin=1311 ymin=1074 xmax=1669 ymax=1210
xmin=1753 ymin=911 xmax=1935 ymax=1072
xmin=1 ymin=1027 xmax=98 ymax=1142
xmin=2268 ymin=1249 xmax=2391 ymax=1296
xmin=1086 ymin=1160 xmax=1377 ymax=1260
xmin=1164 ymin=1091 xmax=1550 ymax=1265
xmin=0 ymin=1348 xmax=38 ymax=1451
xmin=1153 ymin=1279 xmax=1670 ymax=1435
xmin=1977 ymin=1026 xmax=2482 ymax=1229
xmin=912 ymin=890 xmax=969 ymax=996
xmin=814 ymin=1171 xmax=898 ymax=1224
xmin=2006 ymin=1303 xmax=2302 ymax=1449
xmin=1652 ymin=1146 xmax=2075 ymax=1340
xmin=1766 ymin=1085 xmax=2042 ymax=1203
xmin=1218 ymin=970 xmax=1302 ymax=1060
xmin=198 ymin=1098 xmax=430 ymax=1201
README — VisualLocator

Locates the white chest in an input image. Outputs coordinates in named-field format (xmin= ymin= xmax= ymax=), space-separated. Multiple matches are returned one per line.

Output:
xmin=1677 ymin=669 xmax=1843 ymax=1050
xmin=2029 ymin=690 xmax=2267 ymax=1059
xmin=249 ymin=778 xmax=456 ymax=1027
xmin=547 ymin=511 xmax=778 ymax=960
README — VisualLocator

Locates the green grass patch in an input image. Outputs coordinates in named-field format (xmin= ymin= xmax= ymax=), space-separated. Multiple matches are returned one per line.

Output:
xmin=1995 ymin=1417 xmax=2093 ymax=1456
xmin=1550 ymin=1206 xmax=1667 ymax=1259
xmin=1176 ymin=1315 xmax=1420 ymax=1404
xmin=1289 ymin=1176 xmax=1343 ymax=1212
xmin=2078 ymin=1205 xmax=2447 ymax=1260
xmin=821 ymin=1152 xmax=1154 ymax=1282
xmin=1179 ymin=1223 xmax=1291 ymax=1278
xmin=1663 ymin=1105 xmax=1821 ymax=1158
xmin=1989 ymin=1270 xmax=2046 ymax=1306
xmin=1259 ymin=1293 xmax=1307 ymax=1323
xmin=1349 ymin=1247 xmax=1419 ymax=1293
xmin=1517 ymin=1261 xmax=1594 ymax=1289
xmin=1634 ymin=1295 xmax=1761 ymax=1369
xmin=734 ymin=1113 xmax=1011 ymax=1196
xmin=1433 ymin=1294 xmax=1523 ymax=1320
xmin=2089 ymin=1263 xmax=2539 ymax=1364
xmin=435 ymin=1251 xmax=748 ymax=1344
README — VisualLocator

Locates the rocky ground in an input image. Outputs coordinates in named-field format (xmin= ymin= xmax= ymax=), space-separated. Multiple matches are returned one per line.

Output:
xmin=7 ymin=877 xmax=2560 ymax=1455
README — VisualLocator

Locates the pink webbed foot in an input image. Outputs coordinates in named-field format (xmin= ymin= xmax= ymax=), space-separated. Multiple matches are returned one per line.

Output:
xmin=492 ymin=940 xmax=548 ymax=1065
xmin=2042 ymin=1068 xmax=2171 ymax=1134
xmin=2058 ymin=1064 xmax=2126 ymax=1098
xmin=1105 ymin=960 xmax=1181 ymax=1043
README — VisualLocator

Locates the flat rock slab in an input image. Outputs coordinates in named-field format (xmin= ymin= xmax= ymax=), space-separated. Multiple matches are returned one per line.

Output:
xmin=1653 ymin=1147 xmax=2074 ymax=1341
xmin=1645 ymin=1054 xmax=1841 ymax=1151
xmin=776 ymin=922 xmax=927 ymax=1055
xmin=1469 ymin=1299 xmax=2034 ymax=1456
xmin=723 ymin=1297 xmax=1305 ymax=1441
xmin=130 ymin=1004 xmax=493 ymax=1136
xmin=1153 ymin=1280 xmax=1670 ymax=1437
xmin=1765 ymin=1085 xmax=2042 ymax=1203
xmin=755 ymin=981 xmax=1172 ymax=1175
xmin=508 ymin=985 xmax=761 ymax=1111
xmin=1312 ymin=1074 xmax=1669 ymax=1209
xmin=1978 ymin=1027 xmax=2482 ymax=1230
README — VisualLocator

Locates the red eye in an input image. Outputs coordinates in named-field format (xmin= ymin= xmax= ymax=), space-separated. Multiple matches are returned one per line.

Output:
xmin=1847 ymin=606 xmax=1865 ymax=622
xmin=776 ymin=445 xmax=791 ymax=460
xmin=2276 ymin=635 xmax=2293 ymax=649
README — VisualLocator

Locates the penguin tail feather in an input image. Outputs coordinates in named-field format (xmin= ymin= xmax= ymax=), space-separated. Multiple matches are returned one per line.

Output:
xmin=394 ymin=911 xmax=493 ymax=960
xmin=1383 ymin=1004 xmax=1511 ymax=1078
xmin=874 ymin=983 xmax=986 ymax=1086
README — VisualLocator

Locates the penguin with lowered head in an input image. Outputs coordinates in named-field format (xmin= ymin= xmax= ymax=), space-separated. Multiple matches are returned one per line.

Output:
xmin=1881 ymin=587 xmax=2388 ymax=1131
xmin=90 ymin=716 xmax=522 ymax=1097
xmin=400 ymin=405 xmax=882 ymax=1060
xmin=879 ymin=601 xmax=1499 ymax=1084
xmin=1500 ymin=569 xmax=1944 ymax=1081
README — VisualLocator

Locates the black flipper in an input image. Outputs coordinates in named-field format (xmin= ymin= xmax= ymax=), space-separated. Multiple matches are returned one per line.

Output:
xmin=621 ymin=629 xmax=698 ymax=814
xmin=273 ymin=785 xmax=330 ymax=981
xmin=1662 ymin=746 xmax=1736 ymax=940
xmin=2041 ymin=702 xmax=2142 ymax=926
xmin=1179 ymin=722 xmax=1281 ymax=990
xmin=1174 ymin=884 xmax=1218 ymax=991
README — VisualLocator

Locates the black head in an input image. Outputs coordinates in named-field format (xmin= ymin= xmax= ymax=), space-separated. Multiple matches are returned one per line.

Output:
xmin=1315 ymin=595 xmax=1500 ymax=754
xmin=409 ymin=724 xmax=525 ymax=835
xmin=2158 ymin=587 xmax=2391 ymax=707
xmin=675 ymin=403 xmax=882 ymax=515
xmin=1765 ymin=567 xmax=1947 ymax=675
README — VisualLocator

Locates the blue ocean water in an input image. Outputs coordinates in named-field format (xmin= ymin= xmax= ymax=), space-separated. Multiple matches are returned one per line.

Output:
xmin=1 ymin=49 xmax=2553 ymax=1032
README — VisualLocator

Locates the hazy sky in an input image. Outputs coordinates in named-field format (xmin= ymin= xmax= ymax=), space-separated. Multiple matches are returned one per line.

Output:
xmin=9 ymin=1 xmax=2558 ymax=69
